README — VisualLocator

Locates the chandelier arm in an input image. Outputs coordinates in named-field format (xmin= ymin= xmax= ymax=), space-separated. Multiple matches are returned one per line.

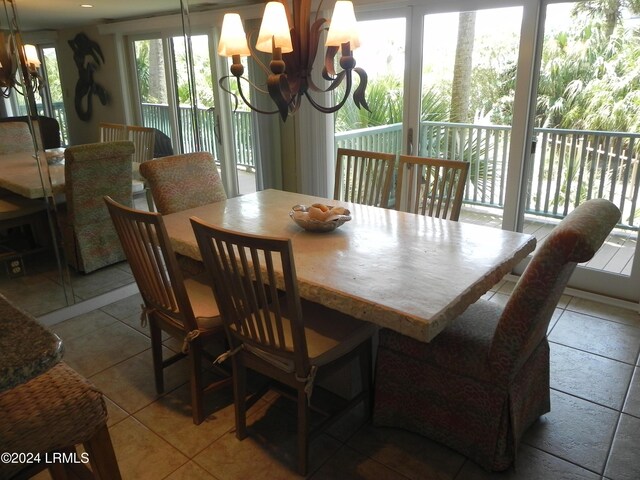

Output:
xmin=235 ymin=75 xmax=283 ymax=116
xmin=246 ymin=31 xmax=273 ymax=77
xmin=307 ymin=70 xmax=346 ymax=94
xmin=352 ymin=67 xmax=371 ymax=111
xmin=322 ymin=45 xmax=340 ymax=79
xmin=303 ymin=71 xmax=353 ymax=114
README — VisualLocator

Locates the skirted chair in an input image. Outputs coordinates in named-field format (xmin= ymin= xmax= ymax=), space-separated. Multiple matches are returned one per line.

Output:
xmin=372 ymin=198 xmax=621 ymax=471
xmin=0 ymin=122 xmax=49 ymax=261
xmin=59 ymin=141 xmax=134 ymax=273
xmin=139 ymin=151 xmax=227 ymax=215
xmin=0 ymin=116 xmax=62 ymax=150
xmin=0 ymin=121 xmax=34 ymax=154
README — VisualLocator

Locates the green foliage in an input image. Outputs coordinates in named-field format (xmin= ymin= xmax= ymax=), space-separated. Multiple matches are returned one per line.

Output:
xmin=335 ymin=75 xmax=449 ymax=131
xmin=536 ymin=1 xmax=640 ymax=133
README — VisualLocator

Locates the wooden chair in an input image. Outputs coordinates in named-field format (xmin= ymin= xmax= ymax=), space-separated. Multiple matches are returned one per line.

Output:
xmin=139 ymin=151 xmax=227 ymax=215
xmin=191 ymin=218 xmax=377 ymax=475
xmin=104 ymin=196 xmax=231 ymax=424
xmin=98 ymin=122 xmax=128 ymax=143
xmin=373 ymin=199 xmax=621 ymax=471
xmin=59 ymin=141 xmax=134 ymax=273
xmin=334 ymin=148 xmax=396 ymax=207
xmin=395 ymin=155 xmax=470 ymax=221
xmin=99 ymin=122 xmax=156 ymax=210
xmin=127 ymin=125 xmax=156 ymax=176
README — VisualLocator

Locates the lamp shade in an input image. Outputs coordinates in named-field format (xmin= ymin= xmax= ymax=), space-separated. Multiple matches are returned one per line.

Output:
xmin=325 ymin=1 xmax=360 ymax=49
xmin=256 ymin=2 xmax=293 ymax=53
xmin=218 ymin=13 xmax=251 ymax=57
xmin=23 ymin=44 xmax=41 ymax=69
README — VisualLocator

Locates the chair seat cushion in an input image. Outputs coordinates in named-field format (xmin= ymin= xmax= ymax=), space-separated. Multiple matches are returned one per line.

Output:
xmin=240 ymin=298 xmax=377 ymax=373
xmin=379 ymin=298 xmax=502 ymax=383
xmin=184 ymin=273 xmax=223 ymax=330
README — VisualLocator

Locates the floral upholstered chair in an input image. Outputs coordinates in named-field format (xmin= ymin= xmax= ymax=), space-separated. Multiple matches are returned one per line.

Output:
xmin=139 ymin=151 xmax=227 ymax=215
xmin=0 ymin=121 xmax=34 ymax=154
xmin=59 ymin=141 xmax=134 ymax=273
xmin=373 ymin=198 xmax=621 ymax=471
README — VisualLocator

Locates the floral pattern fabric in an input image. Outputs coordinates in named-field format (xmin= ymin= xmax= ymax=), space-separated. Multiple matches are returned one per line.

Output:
xmin=373 ymin=198 xmax=621 ymax=471
xmin=0 ymin=122 xmax=34 ymax=154
xmin=139 ymin=152 xmax=227 ymax=215
xmin=60 ymin=141 xmax=134 ymax=273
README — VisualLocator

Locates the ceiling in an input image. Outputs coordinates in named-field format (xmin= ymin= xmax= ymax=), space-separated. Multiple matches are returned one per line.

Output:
xmin=10 ymin=0 xmax=259 ymax=31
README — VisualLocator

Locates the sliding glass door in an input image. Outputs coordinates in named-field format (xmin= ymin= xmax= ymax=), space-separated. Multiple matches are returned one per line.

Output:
xmin=130 ymin=33 xmax=257 ymax=196
xmin=521 ymin=1 xmax=640 ymax=300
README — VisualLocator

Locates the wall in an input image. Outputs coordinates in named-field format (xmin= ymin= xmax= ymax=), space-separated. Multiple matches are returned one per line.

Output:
xmin=55 ymin=25 xmax=128 ymax=146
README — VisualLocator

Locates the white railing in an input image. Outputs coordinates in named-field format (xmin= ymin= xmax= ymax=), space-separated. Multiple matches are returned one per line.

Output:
xmin=336 ymin=121 xmax=640 ymax=230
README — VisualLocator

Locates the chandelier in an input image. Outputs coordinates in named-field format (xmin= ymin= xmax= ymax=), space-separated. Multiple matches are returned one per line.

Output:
xmin=0 ymin=0 xmax=43 ymax=98
xmin=217 ymin=0 xmax=369 ymax=122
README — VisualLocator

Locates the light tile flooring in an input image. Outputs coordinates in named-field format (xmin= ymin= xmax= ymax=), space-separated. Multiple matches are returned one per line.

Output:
xmin=28 ymin=279 xmax=640 ymax=480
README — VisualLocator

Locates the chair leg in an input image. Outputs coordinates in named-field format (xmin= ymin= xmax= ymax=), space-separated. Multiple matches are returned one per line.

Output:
xmin=190 ymin=343 xmax=205 ymax=425
xmin=145 ymin=187 xmax=155 ymax=212
xmin=297 ymin=386 xmax=309 ymax=476
xmin=83 ymin=423 xmax=122 ymax=480
xmin=233 ymin=357 xmax=248 ymax=440
xmin=149 ymin=321 xmax=164 ymax=393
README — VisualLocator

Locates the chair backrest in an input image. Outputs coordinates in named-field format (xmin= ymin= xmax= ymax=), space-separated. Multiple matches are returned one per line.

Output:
xmin=139 ymin=151 xmax=227 ymax=215
xmin=0 ymin=122 xmax=34 ymax=154
xmin=334 ymin=148 xmax=396 ymax=207
xmin=489 ymin=198 xmax=621 ymax=378
xmin=127 ymin=125 xmax=155 ymax=166
xmin=396 ymin=155 xmax=469 ymax=221
xmin=191 ymin=218 xmax=311 ymax=377
xmin=99 ymin=122 xmax=128 ymax=142
xmin=64 ymin=141 xmax=134 ymax=227
xmin=0 ymin=116 xmax=61 ymax=150
xmin=104 ymin=196 xmax=198 ymax=331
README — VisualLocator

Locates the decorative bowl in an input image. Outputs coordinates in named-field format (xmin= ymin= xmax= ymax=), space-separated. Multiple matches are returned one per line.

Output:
xmin=289 ymin=204 xmax=351 ymax=233
xmin=45 ymin=148 xmax=65 ymax=165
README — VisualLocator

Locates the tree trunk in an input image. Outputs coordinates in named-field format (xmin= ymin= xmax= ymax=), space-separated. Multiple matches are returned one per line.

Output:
xmin=450 ymin=12 xmax=477 ymax=124
xmin=149 ymin=39 xmax=167 ymax=103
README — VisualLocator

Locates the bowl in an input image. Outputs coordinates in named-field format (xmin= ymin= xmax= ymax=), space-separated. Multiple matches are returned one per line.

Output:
xmin=289 ymin=204 xmax=351 ymax=233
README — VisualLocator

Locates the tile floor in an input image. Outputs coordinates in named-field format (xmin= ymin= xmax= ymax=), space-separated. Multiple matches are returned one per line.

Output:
xmin=32 ymin=279 xmax=640 ymax=480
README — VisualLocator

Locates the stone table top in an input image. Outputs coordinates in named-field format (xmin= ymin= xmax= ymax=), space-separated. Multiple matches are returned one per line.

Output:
xmin=163 ymin=189 xmax=537 ymax=343
xmin=0 ymin=150 xmax=65 ymax=199
xmin=0 ymin=294 xmax=63 ymax=393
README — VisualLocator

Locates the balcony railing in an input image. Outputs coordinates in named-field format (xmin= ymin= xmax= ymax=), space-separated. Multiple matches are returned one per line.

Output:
xmin=336 ymin=122 xmax=640 ymax=231
xmin=49 ymin=99 xmax=640 ymax=230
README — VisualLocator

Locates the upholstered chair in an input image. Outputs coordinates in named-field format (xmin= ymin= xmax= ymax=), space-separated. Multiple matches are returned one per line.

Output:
xmin=139 ymin=151 xmax=226 ymax=215
xmin=59 ymin=141 xmax=134 ymax=273
xmin=373 ymin=199 xmax=621 ymax=471
xmin=0 ymin=121 xmax=34 ymax=154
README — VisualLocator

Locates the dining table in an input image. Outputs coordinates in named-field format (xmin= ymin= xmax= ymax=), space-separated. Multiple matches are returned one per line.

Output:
xmin=0 ymin=149 xmax=65 ymax=199
xmin=162 ymin=189 xmax=537 ymax=343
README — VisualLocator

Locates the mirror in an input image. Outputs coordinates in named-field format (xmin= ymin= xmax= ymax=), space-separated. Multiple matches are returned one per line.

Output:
xmin=0 ymin=0 xmax=225 ymax=320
